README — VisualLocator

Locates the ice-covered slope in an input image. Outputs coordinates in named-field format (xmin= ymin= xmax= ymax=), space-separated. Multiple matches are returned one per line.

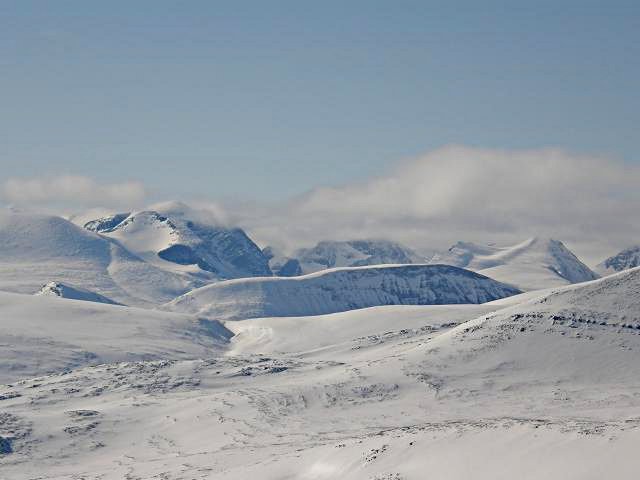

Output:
xmin=166 ymin=264 xmax=520 ymax=320
xmin=0 ymin=291 xmax=231 ymax=383
xmin=0 ymin=212 xmax=199 ymax=306
xmin=295 ymin=239 xmax=427 ymax=274
xmin=36 ymin=281 xmax=120 ymax=305
xmin=595 ymin=245 xmax=640 ymax=275
xmin=86 ymin=202 xmax=272 ymax=280
xmin=431 ymin=237 xmax=598 ymax=290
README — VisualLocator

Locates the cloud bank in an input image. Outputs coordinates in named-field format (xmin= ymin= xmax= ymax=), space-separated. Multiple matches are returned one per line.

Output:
xmin=237 ymin=146 xmax=640 ymax=263
xmin=4 ymin=146 xmax=638 ymax=264
xmin=2 ymin=175 xmax=146 ymax=210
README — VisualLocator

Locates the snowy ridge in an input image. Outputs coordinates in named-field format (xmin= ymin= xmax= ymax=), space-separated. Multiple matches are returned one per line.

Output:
xmin=166 ymin=264 xmax=520 ymax=320
xmin=36 ymin=281 xmax=121 ymax=305
xmin=83 ymin=213 xmax=130 ymax=233
xmin=431 ymin=237 xmax=598 ymax=290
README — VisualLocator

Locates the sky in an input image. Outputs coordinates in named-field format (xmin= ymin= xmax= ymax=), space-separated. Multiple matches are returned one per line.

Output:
xmin=1 ymin=1 xmax=639 ymax=260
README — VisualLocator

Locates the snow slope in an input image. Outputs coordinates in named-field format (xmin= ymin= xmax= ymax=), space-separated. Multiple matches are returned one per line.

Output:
xmin=166 ymin=264 xmax=521 ymax=320
xmin=86 ymin=202 xmax=272 ymax=280
xmin=0 ymin=291 xmax=231 ymax=383
xmin=295 ymin=239 xmax=427 ymax=274
xmin=36 ymin=281 xmax=120 ymax=305
xmin=595 ymin=245 xmax=640 ymax=275
xmin=431 ymin=237 xmax=598 ymax=290
xmin=0 ymin=212 xmax=200 ymax=306
xmin=2 ymin=269 xmax=640 ymax=478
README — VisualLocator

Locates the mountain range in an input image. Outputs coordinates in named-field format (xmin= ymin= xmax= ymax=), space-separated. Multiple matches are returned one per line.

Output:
xmin=2 ymin=204 xmax=630 ymax=310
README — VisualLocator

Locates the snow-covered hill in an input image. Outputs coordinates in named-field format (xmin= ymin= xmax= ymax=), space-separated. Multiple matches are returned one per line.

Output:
xmin=0 ymin=212 xmax=198 ymax=306
xmin=595 ymin=245 xmax=640 ymax=275
xmin=0 ymin=291 xmax=231 ymax=383
xmin=85 ymin=202 xmax=272 ymax=280
xmin=36 ymin=281 xmax=120 ymax=305
xmin=295 ymin=239 xmax=427 ymax=274
xmin=430 ymin=237 xmax=598 ymax=290
xmin=166 ymin=264 xmax=520 ymax=320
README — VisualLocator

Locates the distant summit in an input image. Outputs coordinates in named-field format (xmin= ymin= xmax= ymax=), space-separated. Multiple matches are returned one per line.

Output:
xmin=295 ymin=239 xmax=426 ymax=274
xmin=431 ymin=237 xmax=598 ymax=291
xmin=262 ymin=246 xmax=302 ymax=277
xmin=84 ymin=204 xmax=272 ymax=280
xmin=595 ymin=245 xmax=640 ymax=275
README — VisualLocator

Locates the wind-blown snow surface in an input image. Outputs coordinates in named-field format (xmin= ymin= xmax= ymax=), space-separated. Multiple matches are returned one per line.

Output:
xmin=595 ymin=245 xmax=640 ymax=275
xmin=0 ymin=212 xmax=200 ymax=306
xmin=166 ymin=264 xmax=520 ymax=320
xmin=295 ymin=239 xmax=427 ymax=274
xmin=431 ymin=237 xmax=598 ymax=291
xmin=0 ymin=291 xmax=231 ymax=383
xmin=2 ymin=269 xmax=640 ymax=478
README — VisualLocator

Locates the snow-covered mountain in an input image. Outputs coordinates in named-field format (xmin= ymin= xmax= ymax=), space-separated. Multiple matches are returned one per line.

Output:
xmin=0 ymin=212 xmax=200 ymax=306
xmin=84 ymin=203 xmax=272 ymax=280
xmin=595 ymin=245 xmax=640 ymax=275
xmin=430 ymin=237 xmax=598 ymax=291
xmin=36 ymin=281 xmax=121 ymax=305
xmin=166 ymin=264 xmax=520 ymax=320
xmin=295 ymin=239 xmax=427 ymax=274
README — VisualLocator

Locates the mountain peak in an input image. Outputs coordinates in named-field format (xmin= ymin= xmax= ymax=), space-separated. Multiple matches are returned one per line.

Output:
xmin=295 ymin=239 xmax=426 ymax=274
xmin=432 ymin=237 xmax=598 ymax=290
xmin=84 ymin=207 xmax=272 ymax=280
xmin=595 ymin=245 xmax=640 ymax=275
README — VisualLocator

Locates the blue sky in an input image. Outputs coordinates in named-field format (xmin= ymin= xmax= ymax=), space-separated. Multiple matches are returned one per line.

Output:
xmin=1 ymin=1 xmax=639 ymax=202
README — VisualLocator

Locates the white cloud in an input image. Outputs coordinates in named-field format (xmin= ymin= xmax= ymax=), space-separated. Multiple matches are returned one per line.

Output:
xmin=4 ymin=147 xmax=638 ymax=265
xmin=238 ymin=146 xmax=640 ymax=263
xmin=2 ymin=175 xmax=145 ymax=210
